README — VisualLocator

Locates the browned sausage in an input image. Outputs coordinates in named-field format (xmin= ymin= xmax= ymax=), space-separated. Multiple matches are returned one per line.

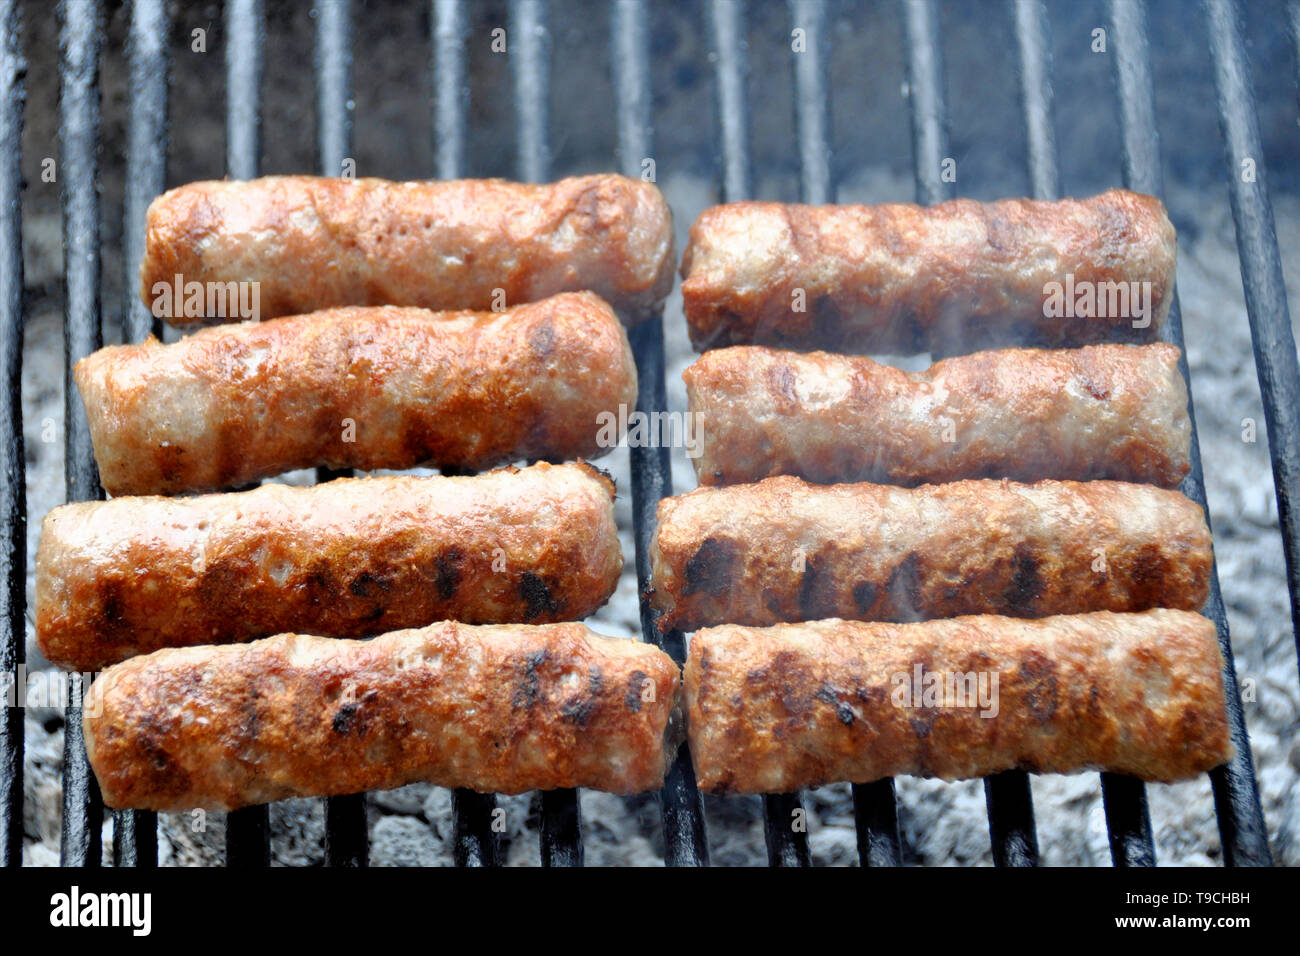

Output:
xmin=684 ymin=610 xmax=1230 ymax=793
xmin=680 ymin=189 xmax=1176 ymax=352
xmin=84 ymin=620 xmax=682 ymax=810
xmin=76 ymin=292 xmax=636 ymax=496
xmin=141 ymin=174 xmax=674 ymax=325
xmin=36 ymin=462 xmax=622 ymax=671
xmin=684 ymin=343 xmax=1191 ymax=488
xmin=651 ymin=476 xmax=1211 ymax=632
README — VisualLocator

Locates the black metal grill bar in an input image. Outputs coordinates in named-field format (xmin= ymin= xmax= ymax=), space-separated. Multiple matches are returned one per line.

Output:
xmin=1012 ymin=0 xmax=1058 ymax=199
xmin=114 ymin=0 xmax=169 ymax=868
xmin=0 ymin=0 xmax=24 ymax=871
xmin=900 ymin=0 xmax=948 ymax=208
xmin=507 ymin=0 xmax=583 ymax=867
xmin=789 ymin=0 xmax=904 ymax=868
xmin=123 ymin=0 xmax=167 ymax=347
xmin=1003 ymin=0 xmax=1097 ymax=868
xmin=707 ymin=0 xmax=752 ymax=202
xmin=903 ymin=0 xmax=1042 ymax=867
xmin=706 ymin=0 xmax=809 ymax=868
xmin=1292 ymin=2 xmax=1300 ymax=97
xmin=613 ymin=0 xmax=709 ymax=868
xmin=429 ymin=0 xmax=503 ymax=869
xmin=1107 ymin=0 xmax=1271 ymax=867
xmin=315 ymin=0 xmax=354 ymax=178
xmin=58 ymin=0 xmax=104 ymax=869
xmin=1205 ymin=0 xmax=1300 ymax=680
xmin=225 ymin=0 xmax=264 ymax=182
xmin=222 ymin=0 xmax=271 ymax=869
xmin=311 ymin=0 xmax=369 ymax=870
xmin=1098 ymin=773 xmax=1154 ymax=867
xmin=432 ymin=0 xmax=467 ymax=183
xmin=788 ymin=0 xmax=831 ymax=206
xmin=511 ymin=0 xmax=551 ymax=186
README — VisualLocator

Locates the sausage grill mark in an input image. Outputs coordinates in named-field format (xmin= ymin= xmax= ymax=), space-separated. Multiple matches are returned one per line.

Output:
xmin=332 ymin=702 xmax=359 ymax=735
xmin=798 ymin=555 xmax=837 ymax=620
xmin=852 ymin=580 xmax=879 ymax=614
xmin=434 ymin=547 xmax=463 ymax=600
xmin=1019 ymin=653 xmax=1060 ymax=723
xmin=560 ymin=667 xmax=604 ymax=726
xmin=886 ymin=552 xmax=924 ymax=619
xmin=625 ymin=670 xmax=648 ymax=713
xmin=528 ymin=317 xmax=556 ymax=360
xmin=349 ymin=570 xmax=392 ymax=598
xmin=519 ymin=571 xmax=560 ymax=620
xmin=683 ymin=537 xmax=737 ymax=597
xmin=1004 ymin=545 xmax=1045 ymax=611
xmin=513 ymin=648 xmax=548 ymax=710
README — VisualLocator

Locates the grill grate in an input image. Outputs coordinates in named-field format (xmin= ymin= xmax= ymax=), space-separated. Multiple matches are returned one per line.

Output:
xmin=57 ymin=0 xmax=105 ymax=869
xmin=432 ymin=0 xmax=506 ymax=871
xmin=115 ymin=0 xmax=167 ymax=870
xmin=0 ymin=0 xmax=24 ymax=872
xmin=0 ymin=0 xmax=1291 ymax=868
xmin=1110 ymin=0 xmax=1272 ymax=867
xmin=220 ymin=0 xmax=272 ymax=870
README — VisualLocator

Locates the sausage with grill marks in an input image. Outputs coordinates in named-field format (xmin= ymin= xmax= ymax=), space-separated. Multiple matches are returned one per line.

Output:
xmin=680 ymin=189 xmax=1176 ymax=352
xmin=651 ymin=476 xmax=1212 ymax=633
xmin=36 ymin=462 xmax=621 ymax=671
xmin=684 ymin=343 xmax=1191 ymax=488
xmin=684 ymin=610 xmax=1231 ymax=794
xmin=76 ymin=292 xmax=636 ymax=496
xmin=141 ymin=174 xmax=675 ymax=325
xmin=84 ymin=620 xmax=682 ymax=810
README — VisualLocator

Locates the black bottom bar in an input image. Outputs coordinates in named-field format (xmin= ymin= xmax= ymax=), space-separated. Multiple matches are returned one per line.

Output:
xmin=452 ymin=789 xmax=501 ymax=867
xmin=659 ymin=742 xmax=709 ymax=867
xmin=113 ymin=810 xmax=157 ymax=868
xmin=852 ymin=779 xmax=902 ymax=867
xmin=984 ymin=770 xmax=1039 ymax=866
xmin=325 ymin=793 xmax=368 ymax=867
xmin=1210 ymin=761 xmax=1273 ymax=867
xmin=653 ymin=629 xmax=709 ymax=867
xmin=763 ymin=792 xmax=811 ymax=866
xmin=1101 ymin=772 xmax=1155 ymax=867
xmin=59 ymin=675 xmax=102 ymax=867
xmin=539 ymin=789 xmax=583 ymax=866
xmin=225 ymin=805 xmax=270 ymax=868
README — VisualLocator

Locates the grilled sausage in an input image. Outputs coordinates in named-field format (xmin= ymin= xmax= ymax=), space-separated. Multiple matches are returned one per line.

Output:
xmin=141 ymin=174 xmax=675 ymax=325
xmin=84 ymin=620 xmax=682 ymax=810
xmin=651 ymin=476 xmax=1211 ymax=633
xmin=684 ymin=610 xmax=1231 ymax=793
xmin=36 ymin=462 xmax=622 ymax=671
xmin=685 ymin=343 xmax=1191 ymax=488
xmin=680 ymin=189 xmax=1176 ymax=352
xmin=76 ymin=292 xmax=637 ymax=496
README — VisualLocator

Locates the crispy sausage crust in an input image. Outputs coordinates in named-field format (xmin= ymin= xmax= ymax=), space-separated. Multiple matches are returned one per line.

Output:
xmin=685 ymin=610 xmax=1231 ymax=793
xmin=76 ymin=292 xmax=637 ymax=496
xmin=685 ymin=343 xmax=1191 ymax=488
xmin=652 ymin=476 xmax=1212 ymax=632
xmin=680 ymin=189 xmax=1176 ymax=352
xmin=84 ymin=621 xmax=682 ymax=810
xmin=141 ymin=174 xmax=675 ymax=325
xmin=36 ymin=462 xmax=622 ymax=671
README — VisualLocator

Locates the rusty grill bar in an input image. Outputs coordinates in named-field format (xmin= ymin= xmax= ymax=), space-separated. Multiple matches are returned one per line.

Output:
xmin=0 ymin=0 xmax=1289 ymax=868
